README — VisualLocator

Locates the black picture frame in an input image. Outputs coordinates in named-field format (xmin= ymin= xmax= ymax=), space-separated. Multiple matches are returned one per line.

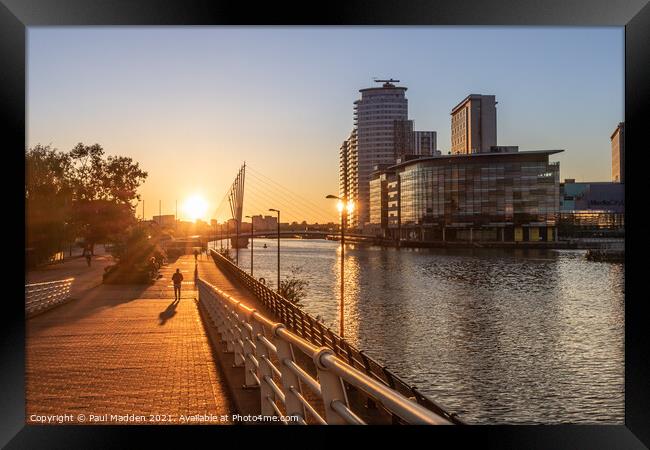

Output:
xmin=2 ymin=0 xmax=648 ymax=448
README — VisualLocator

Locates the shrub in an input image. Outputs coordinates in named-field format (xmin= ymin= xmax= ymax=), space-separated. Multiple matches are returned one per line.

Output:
xmin=278 ymin=266 xmax=309 ymax=307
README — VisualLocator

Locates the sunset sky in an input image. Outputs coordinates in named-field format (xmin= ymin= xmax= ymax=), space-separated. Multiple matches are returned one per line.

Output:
xmin=27 ymin=27 xmax=623 ymax=223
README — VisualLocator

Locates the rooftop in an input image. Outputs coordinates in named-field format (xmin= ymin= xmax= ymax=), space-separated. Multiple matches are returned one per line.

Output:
xmin=387 ymin=149 xmax=564 ymax=170
xmin=450 ymin=94 xmax=497 ymax=115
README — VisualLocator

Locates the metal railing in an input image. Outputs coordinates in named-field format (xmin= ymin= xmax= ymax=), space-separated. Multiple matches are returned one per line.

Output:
xmin=198 ymin=278 xmax=452 ymax=425
xmin=25 ymin=278 xmax=74 ymax=317
xmin=208 ymin=249 xmax=463 ymax=424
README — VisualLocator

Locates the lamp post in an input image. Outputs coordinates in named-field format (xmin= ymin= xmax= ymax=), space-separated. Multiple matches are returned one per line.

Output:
xmin=245 ymin=215 xmax=254 ymax=276
xmin=269 ymin=208 xmax=280 ymax=293
xmin=326 ymin=194 xmax=354 ymax=338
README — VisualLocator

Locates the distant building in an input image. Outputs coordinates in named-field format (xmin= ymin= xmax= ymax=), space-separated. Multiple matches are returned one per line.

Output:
xmin=393 ymin=119 xmax=415 ymax=158
xmin=152 ymin=215 xmax=175 ymax=228
xmin=450 ymin=94 xmax=497 ymax=154
xmin=369 ymin=149 xmax=562 ymax=242
xmin=339 ymin=135 xmax=351 ymax=204
xmin=251 ymin=214 xmax=278 ymax=231
xmin=611 ymin=122 xmax=625 ymax=183
xmin=413 ymin=131 xmax=438 ymax=156
xmin=559 ymin=180 xmax=624 ymax=234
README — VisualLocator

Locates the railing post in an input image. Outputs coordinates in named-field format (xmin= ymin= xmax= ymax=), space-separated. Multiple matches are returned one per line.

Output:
xmin=252 ymin=320 xmax=275 ymax=416
xmin=211 ymin=298 xmax=225 ymax=332
xmin=224 ymin=305 xmax=237 ymax=354
xmin=272 ymin=324 xmax=306 ymax=421
xmin=232 ymin=309 xmax=246 ymax=367
xmin=242 ymin=310 xmax=259 ymax=388
xmin=313 ymin=348 xmax=348 ymax=424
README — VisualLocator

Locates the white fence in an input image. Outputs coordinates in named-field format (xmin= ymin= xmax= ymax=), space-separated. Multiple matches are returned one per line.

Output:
xmin=25 ymin=278 xmax=74 ymax=317
xmin=197 ymin=278 xmax=452 ymax=425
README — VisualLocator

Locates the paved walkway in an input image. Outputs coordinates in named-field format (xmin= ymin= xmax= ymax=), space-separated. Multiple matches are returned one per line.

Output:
xmin=26 ymin=245 xmax=114 ymax=299
xmin=26 ymin=255 xmax=233 ymax=425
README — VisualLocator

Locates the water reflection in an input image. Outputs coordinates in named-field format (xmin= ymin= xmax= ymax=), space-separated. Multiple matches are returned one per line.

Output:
xmin=216 ymin=239 xmax=624 ymax=424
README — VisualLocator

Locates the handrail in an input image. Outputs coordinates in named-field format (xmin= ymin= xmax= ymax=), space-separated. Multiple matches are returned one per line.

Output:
xmin=25 ymin=278 xmax=74 ymax=317
xmin=208 ymin=248 xmax=463 ymax=424
xmin=197 ymin=277 xmax=452 ymax=425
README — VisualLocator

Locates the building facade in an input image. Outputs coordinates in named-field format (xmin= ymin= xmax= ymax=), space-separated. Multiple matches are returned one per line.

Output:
xmin=339 ymin=130 xmax=358 ymax=226
xmin=369 ymin=150 xmax=562 ymax=242
xmin=393 ymin=119 xmax=414 ymax=158
xmin=559 ymin=180 xmax=624 ymax=235
xmin=251 ymin=214 xmax=279 ymax=231
xmin=413 ymin=131 xmax=438 ymax=156
xmin=611 ymin=122 xmax=625 ymax=183
xmin=450 ymin=94 xmax=497 ymax=155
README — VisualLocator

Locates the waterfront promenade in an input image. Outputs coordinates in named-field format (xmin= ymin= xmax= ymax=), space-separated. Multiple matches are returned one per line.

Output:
xmin=26 ymin=255 xmax=233 ymax=424
xmin=26 ymin=246 xmax=113 ymax=299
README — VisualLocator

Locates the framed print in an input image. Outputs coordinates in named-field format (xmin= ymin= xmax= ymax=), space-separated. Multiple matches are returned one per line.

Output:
xmin=2 ymin=0 xmax=649 ymax=448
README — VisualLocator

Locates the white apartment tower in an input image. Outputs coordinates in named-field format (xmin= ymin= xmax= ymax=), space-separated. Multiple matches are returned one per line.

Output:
xmin=349 ymin=80 xmax=409 ymax=229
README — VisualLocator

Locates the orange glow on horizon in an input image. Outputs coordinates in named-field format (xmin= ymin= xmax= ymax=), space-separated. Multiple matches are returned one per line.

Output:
xmin=182 ymin=194 xmax=209 ymax=222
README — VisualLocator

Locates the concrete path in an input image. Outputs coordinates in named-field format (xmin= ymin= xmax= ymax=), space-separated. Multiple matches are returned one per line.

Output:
xmin=26 ymin=255 xmax=233 ymax=425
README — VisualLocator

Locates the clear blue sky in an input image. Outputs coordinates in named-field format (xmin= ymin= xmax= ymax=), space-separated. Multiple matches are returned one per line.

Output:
xmin=27 ymin=27 xmax=623 ymax=222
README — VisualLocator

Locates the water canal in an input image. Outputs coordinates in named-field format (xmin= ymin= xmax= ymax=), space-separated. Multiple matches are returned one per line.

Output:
xmin=213 ymin=238 xmax=624 ymax=424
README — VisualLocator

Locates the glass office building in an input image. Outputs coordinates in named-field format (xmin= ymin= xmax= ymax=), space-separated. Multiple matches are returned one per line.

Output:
xmin=558 ymin=180 xmax=624 ymax=236
xmin=369 ymin=150 xmax=562 ymax=242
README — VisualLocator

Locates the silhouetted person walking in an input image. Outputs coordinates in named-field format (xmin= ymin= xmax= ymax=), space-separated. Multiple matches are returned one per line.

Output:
xmin=194 ymin=248 xmax=199 ymax=262
xmin=172 ymin=268 xmax=183 ymax=301
xmin=85 ymin=253 xmax=92 ymax=267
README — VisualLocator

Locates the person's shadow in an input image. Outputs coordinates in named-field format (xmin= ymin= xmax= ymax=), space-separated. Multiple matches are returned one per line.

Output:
xmin=158 ymin=298 xmax=179 ymax=325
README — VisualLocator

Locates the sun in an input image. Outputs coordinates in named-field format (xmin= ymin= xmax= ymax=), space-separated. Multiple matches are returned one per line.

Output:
xmin=183 ymin=194 xmax=209 ymax=222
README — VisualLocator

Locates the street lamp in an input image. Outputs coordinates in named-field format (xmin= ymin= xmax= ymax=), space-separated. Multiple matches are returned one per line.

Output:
xmin=245 ymin=215 xmax=254 ymax=276
xmin=326 ymin=194 xmax=354 ymax=338
xmin=269 ymin=208 xmax=280 ymax=293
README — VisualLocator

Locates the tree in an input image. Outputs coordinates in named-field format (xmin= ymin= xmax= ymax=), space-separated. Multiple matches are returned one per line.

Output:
xmin=25 ymin=145 xmax=73 ymax=266
xmin=105 ymin=223 xmax=166 ymax=284
xmin=68 ymin=143 xmax=147 ymax=252
xmin=26 ymin=142 xmax=148 ymax=265
xmin=277 ymin=266 xmax=309 ymax=307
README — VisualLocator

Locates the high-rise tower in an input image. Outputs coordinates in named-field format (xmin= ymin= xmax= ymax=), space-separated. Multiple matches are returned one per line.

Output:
xmin=350 ymin=80 xmax=409 ymax=228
